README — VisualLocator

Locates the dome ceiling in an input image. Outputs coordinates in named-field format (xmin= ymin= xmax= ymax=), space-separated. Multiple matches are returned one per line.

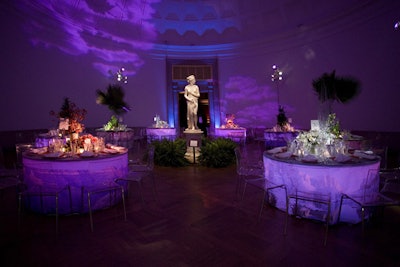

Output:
xmin=10 ymin=0 xmax=394 ymax=75
xmin=14 ymin=0 xmax=376 ymax=47
xmin=151 ymin=0 xmax=366 ymax=46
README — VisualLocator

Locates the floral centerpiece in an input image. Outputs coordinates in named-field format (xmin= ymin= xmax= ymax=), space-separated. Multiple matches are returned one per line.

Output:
xmin=295 ymin=130 xmax=331 ymax=155
xmin=293 ymin=113 xmax=344 ymax=157
xmin=79 ymin=134 xmax=105 ymax=152
xmin=50 ymin=98 xmax=87 ymax=137
xmin=50 ymin=98 xmax=87 ymax=152
xmin=220 ymin=114 xmax=241 ymax=129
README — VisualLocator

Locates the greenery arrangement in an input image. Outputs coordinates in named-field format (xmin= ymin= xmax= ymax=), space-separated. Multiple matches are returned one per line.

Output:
xmin=152 ymin=138 xmax=189 ymax=167
xmin=96 ymin=84 xmax=131 ymax=130
xmin=277 ymin=106 xmax=288 ymax=127
xmin=198 ymin=138 xmax=237 ymax=168
xmin=151 ymin=137 xmax=237 ymax=168
xmin=326 ymin=113 xmax=342 ymax=138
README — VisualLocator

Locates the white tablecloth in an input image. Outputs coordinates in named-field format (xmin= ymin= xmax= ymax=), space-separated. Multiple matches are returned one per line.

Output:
xmin=263 ymin=153 xmax=380 ymax=224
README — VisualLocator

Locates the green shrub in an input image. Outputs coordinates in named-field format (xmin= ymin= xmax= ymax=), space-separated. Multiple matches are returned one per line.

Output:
xmin=199 ymin=138 xmax=237 ymax=168
xmin=152 ymin=138 xmax=189 ymax=167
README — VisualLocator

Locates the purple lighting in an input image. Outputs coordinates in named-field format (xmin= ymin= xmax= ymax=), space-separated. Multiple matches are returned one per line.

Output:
xmin=223 ymin=76 xmax=281 ymax=128
xmin=16 ymin=0 xmax=159 ymax=77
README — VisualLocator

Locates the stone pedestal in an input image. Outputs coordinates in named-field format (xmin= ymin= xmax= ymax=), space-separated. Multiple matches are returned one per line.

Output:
xmin=184 ymin=130 xmax=203 ymax=164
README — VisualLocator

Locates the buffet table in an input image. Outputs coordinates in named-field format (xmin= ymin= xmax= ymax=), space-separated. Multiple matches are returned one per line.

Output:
xmin=22 ymin=150 xmax=128 ymax=214
xmin=263 ymin=151 xmax=380 ymax=224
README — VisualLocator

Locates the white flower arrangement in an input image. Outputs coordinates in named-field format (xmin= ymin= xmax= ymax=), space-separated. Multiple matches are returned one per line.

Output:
xmin=296 ymin=130 xmax=320 ymax=146
xmin=295 ymin=130 xmax=336 ymax=155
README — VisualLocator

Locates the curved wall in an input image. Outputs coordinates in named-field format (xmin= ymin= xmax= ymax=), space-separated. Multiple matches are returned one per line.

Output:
xmin=0 ymin=1 xmax=399 ymax=132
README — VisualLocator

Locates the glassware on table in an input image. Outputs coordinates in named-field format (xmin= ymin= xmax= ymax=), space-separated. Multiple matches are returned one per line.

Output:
xmin=48 ymin=138 xmax=63 ymax=153
xmin=93 ymin=137 xmax=105 ymax=152
xmin=335 ymin=140 xmax=347 ymax=155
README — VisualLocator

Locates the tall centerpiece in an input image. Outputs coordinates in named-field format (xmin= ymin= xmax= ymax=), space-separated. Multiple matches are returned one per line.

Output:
xmin=312 ymin=70 xmax=360 ymax=126
xmin=269 ymin=65 xmax=295 ymax=132
xmin=289 ymin=71 xmax=360 ymax=160
xmin=50 ymin=97 xmax=87 ymax=153
xmin=96 ymin=84 xmax=130 ymax=131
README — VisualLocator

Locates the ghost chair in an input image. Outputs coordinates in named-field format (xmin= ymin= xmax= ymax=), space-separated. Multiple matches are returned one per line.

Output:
xmin=285 ymin=188 xmax=331 ymax=246
xmin=338 ymin=168 xmax=400 ymax=234
xmin=82 ymin=181 xmax=127 ymax=232
xmin=18 ymin=183 xmax=72 ymax=235
xmin=116 ymin=146 xmax=156 ymax=205
xmin=234 ymin=147 xmax=264 ymax=200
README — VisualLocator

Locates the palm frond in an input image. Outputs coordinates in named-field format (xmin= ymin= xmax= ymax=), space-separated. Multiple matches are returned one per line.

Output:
xmin=312 ymin=70 xmax=360 ymax=104
xmin=96 ymin=84 xmax=130 ymax=115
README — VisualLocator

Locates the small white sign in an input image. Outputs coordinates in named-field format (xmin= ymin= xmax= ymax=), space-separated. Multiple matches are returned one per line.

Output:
xmin=311 ymin=120 xmax=320 ymax=131
xmin=189 ymin=140 xmax=198 ymax=147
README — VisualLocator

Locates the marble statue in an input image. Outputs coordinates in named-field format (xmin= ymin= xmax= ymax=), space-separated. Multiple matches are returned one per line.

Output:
xmin=184 ymin=75 xmax=201 ymax=131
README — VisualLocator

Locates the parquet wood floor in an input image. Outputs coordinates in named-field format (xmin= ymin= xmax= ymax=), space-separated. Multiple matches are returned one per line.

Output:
xmin=1 ymin=143 xmax=399 ymax=266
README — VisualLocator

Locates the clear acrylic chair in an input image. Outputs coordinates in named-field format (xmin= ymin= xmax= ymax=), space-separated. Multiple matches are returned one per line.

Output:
xmin=285 ymin=188 xmax=331 ymax=246
xmin=229 ymin=132 xmax=246 ymax=145
xmin=15 ymin=143 xmax=33 ymax=169
xmin=82 ymin=181 xmax=127 ymax=232
xmin=133 ymin=127 xmax=147 ymax=152
xmin=234 ymin=147 xmax=264 ymax=200
xmin=338 ymin=168 xmax=400 ymax=233
xmin=116 ymin=146 xmax=156 ymax=204
xmin=18 ymin=183 xmax=72 ymax=235
xmin=380 ymin=172 xmax=400 ymax=201
xmin=236 ymin=147 xmax=287 ymax=225
xmin=378 ymin=167 xmax=400 ymax=190
xmin=241 ymin=176 xmax=287 ymax=222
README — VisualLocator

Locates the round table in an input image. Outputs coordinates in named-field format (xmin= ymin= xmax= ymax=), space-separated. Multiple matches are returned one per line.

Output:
xmin=146 ymin=128 xmax=177 ymax=143
xmin=263 ymin=152 xmax=381 ymax=224
xmin=22 ymin=151 xmax=128 ymax=214
xmin=95 ymin=129 xmax=135 ymax=148
xmin=264 ymin=131 xmax=299 ymax=148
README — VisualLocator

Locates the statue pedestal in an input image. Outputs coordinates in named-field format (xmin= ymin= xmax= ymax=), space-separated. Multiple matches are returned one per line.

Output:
xmin=184 ymin=130 xmax=203 ymax=164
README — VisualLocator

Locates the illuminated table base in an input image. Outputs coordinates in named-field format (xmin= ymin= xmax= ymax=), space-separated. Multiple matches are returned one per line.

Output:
xmin=263 ymin=153 xmax=380 ymax=224
xmin=22 ymin=153 xmax=128 ymax=214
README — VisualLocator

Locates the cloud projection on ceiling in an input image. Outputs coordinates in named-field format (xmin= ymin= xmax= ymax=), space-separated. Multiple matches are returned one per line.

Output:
xmin=16 ymin=0 xmax=160 ymax=77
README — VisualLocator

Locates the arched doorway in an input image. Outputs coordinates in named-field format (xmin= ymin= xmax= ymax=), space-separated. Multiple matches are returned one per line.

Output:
xmin=166 ymin=58 xmax=221 ymax=136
